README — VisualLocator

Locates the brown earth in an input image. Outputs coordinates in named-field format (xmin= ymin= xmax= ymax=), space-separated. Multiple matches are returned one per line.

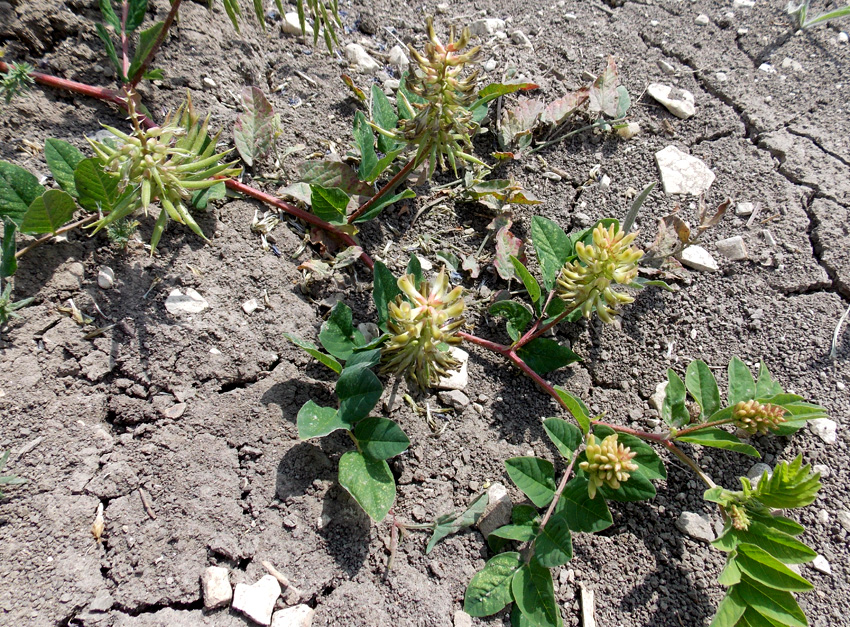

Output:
xmin=1 ymin=0 xmax=849 ymax=626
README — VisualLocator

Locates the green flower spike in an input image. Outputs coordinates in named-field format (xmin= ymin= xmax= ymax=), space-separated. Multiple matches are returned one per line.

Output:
xmin=392 ymin=17 xmax=484 ymax=177
xmin=381 ymin=270 xmax=465 ymax=390
xmin=556 ymin=223 xmax=643 ymax=323
xmin=579 ymin=433 xmax=639 ymax=499
xmin=732 ymin=400 xmax=787 ymax=435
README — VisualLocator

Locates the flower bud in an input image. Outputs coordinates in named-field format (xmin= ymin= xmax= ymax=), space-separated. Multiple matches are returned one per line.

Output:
xmin=579 ymin=433 xmax=639 ymax=499
xmin=732 ymin=400 xmax=787 ymax=435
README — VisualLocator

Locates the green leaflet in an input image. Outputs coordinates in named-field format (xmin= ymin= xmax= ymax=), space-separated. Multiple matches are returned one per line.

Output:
xmin=685 ymin=359 xmax=721 ymax=419
xmin=464 ymin=552 xmax=523 ymax=617
xmin=296 ymin=400 xmax=347 ymax=439
xmin=512 ymin=559 xmax=562 ymax=627
xmin=351 ymin=417 xmax=410 ymax=460
xmin=734 ymin=576 xmax=807 ymax=627
xmin=310 ymin=184 xmax=349 ymax=226
xmin=735 ymin=544 xmax=813 ymax=592
xmin=490 ymin=300 xmax=533 ymax=343
xmin=319 ymin=302 xmax=364 ymax=360
xmin=0 ymin=160 xmax=45 ymax=225
xmin=661 ymin=368 xmax=690 ymax=428
xmin=530 ymin=215 xmax=571 ymax=291
xmin=505 ymin=457 xmax=556 ymax=508
xmin=676 ymin=428 xmax=760 ymax=458
xmin=284 ymin=333 xmax=342 ymax=374
xmin=127 ymin=22 xmax=165 ymax=81
xmin=44 ymin=138 xmax=84 ymax=197
xmin=728 ymin=356 xmax=756 ymax=405
xmin=74 ymin=158 xmax=119 ymax=212
xmin=553 ymin=386 xmax=591 ymax=434
xmin=370 ymin=84 xmax=399 ymax=154
xmin=509 ymin=255 xmax=541 ymax=312
xmin=336 ymin=365 xmax=382 ymax=424
xmin=426 ymin=492 xmax=488 ymax=554
xmin=372 ymin=260 xmax=401 ymax=332
xmin=337 ymin=451 xmax=395 ymax=521
xmin=556 ymin=477 xmax=613 ymax=533
xmin=20 ymin=189 xmax=76 ymax=235
xmin=515 ymin=338 xmax=581 ymax=375
xmin=534 ymin=512 xmax=573 ymax=567
xmin=542 ymin=418 xmax=581 ymax=461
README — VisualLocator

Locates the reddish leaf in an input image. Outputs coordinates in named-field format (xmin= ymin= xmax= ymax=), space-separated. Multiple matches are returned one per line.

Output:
xmin=588 ymin=57 xmax=620 ymax=118
xmin=498 ymin=98 xmax=545 ymax=152
xmin=297 ymin=160 xmax=374 ymax=197
xmin=494 ymin=226 xmax=525 ymax=280
xmin=542 ymin=87 xmax=590 ymax=125
xmin=462 ymin=254 xmax=481 ymax=278
xmin=234 ymin=87 xmax=275 ymax=167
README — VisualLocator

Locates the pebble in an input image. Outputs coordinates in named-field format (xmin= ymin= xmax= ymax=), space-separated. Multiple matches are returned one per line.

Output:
xmin=383 ymin=78 xmax=400 ymax=92
xmin=838 ymin=32 xmax=849 ymax=44
xmin=812 ymin=464 xmax=829 ymax=479
xmin=758 ymin=63 xmax=775 ymax=74
xmin=781 ymin=57 xmax=804 ymax=72
xmin=438 ymin=389 xmax=470 ymax=411
xmin=471 ymin=18 xmax=506 ymax=36
xmin=715 ymin=72 xmax=728 ymax=82
xmin=232 ymin=575 xmax=281 ymax=626
xmin=647 ymin=83 xmax=696 ymax=119
xmin=837 ymin=511 xmax=850 ymax=531
xmin=201 ymin=566 xmax=232 ymax=610
xmin=580 ymin=583 xmax=596 ymax=627
xmin=242 ymin=298 xmax=260 ymax=315
xmin=477 ymin=482 xmax=512 ymax=539
xmin=202 ymin=77 xmax=217 ymax=89
xmin=675 ymin=511 xmax=715 ymax=542
xmin=649 ymin=381 xmax=668 ymax=411
xmin=599 ymin=174 xmax=611 ymax=189
xmin=655 ymin=146 xmax=715 ymax=195
xmin=165 ymin=288 xmax=209 ymax=315
xmin=694 ymin=14 xmax=710 ymax=26
xmin=472 ymin=403 xmax=483 ymax=414
xmin=271 ymin=604 xmax=315 ymax=627
xmin=616 ymin=122 xmax=641 ymax=139
xmin=542 ymin=171 xmax=562 ymax=181
xmin=282 ymin=12 xmax=312 ymax=37
xmin=747 ymin=463 xmax=772 ymax=485
xmin=680 ymin=246 xmax=719 ymax=273
xmin=164 ymin=403 xmax=187 ymax=419
xmin=511 ymin=30 xmax=533 ymax=48
xmin=88 ymin=590 xmax=114 ymax=612
xmin=734 ymin=0 xmax=755 ymax=7
xmin=715 ymin=236 xmax=748 ymax=261
xmin=817 ymin=509 xmax=829 ymax=524
xmin=345 ymin=43 xmax=381 ymax=74
xmin=435 ymin=347 xmax=469 ymax=390
xmin=811 ymin=555 xmax=832 ymax=575
xmin=388 ymin=45 xmax=409 ymax=73
xmin=483 ymin=58 xmax=498 ymax=72
xmin=808 ymin=418 xmax=837 ymax=444
xmin=454 ymin=610 xmax=473 ymax=627
xmin=657 ymin=60 xmax=676 ymax=75
xmin=97 ymin=266 xmax=114 ymax=289
xmin=436 ymin=3 xmax=449 ymax=15
xmin=735 ymin=201 xmax=754 ymax=216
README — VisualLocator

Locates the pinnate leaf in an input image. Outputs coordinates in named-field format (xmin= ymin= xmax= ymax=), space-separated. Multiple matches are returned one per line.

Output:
xmin=734 ymin=577 xmax=807 ymax=627
xmin=735 ymin=544 xmax=813 ymax=592
xmin=127 ymin=22 xmax=165 ymax=81
xmin=337 ymin=451 xmax=395 ymax=521
xmin=753 ymin=455 xmax=820 ymax=509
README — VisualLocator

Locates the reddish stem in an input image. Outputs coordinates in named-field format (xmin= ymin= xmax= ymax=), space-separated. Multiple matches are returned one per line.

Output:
xmin=347 ymin=157 xmax=416 ymax=224
xmin=129 ymin=0 xmax=183 ymax=88
xmin=0 ymin=61 xmax=128 ymax=110
xmin=120 ymin=1 xmax=131 ymax=78
xmin=674 ymin=418 xmax=734 ymax=438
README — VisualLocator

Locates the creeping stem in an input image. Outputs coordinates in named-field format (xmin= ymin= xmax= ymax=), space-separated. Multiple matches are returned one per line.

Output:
xmin=347 ymin=157 xmax=417 ymax=224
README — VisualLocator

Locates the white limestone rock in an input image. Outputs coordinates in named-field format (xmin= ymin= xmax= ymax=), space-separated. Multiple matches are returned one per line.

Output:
xmin=655 ymin=146 xmax=715 ymax=195
xmin=647 ymin=83 xmax=696 ymax=119
xmin=232 ymin=575 xmax=281 ymax=626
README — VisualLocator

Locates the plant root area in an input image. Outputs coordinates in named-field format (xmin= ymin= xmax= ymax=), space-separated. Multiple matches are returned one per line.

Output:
xmin=1 ymin=1 xmax=849 ymax=626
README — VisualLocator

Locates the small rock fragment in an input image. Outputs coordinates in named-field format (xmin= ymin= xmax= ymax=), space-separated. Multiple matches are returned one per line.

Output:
xmin=760 ymin=230 xmax=776 ymax=247
xmin=454 ymin=610 xmax=473 ymax=627
xmin=388 ymin=45 xmax=409 ymax=73
xmin=649 ymin=381 xmax=668 ymax=411
xmin=657 ymin=59 xmax=675 ymax=75
xmin=655 ymin=146 xmax=715 ymax=195
xmin=811 ymin=555 xmax=832 ymax=575
xmin=838 ymin=32 xmax=849 ymax=44
xmin=477 ymin=482 xmax=512 ymax=539
xmin=97 ymin=266 xmax=114 ymax=289
xmin=436 ymin=3 xmax=449 ymax=15
xmin=483 ymin=58 xmax=498 ymax=72
xmin=747 ymin=463 xmax=772 ymax=486
xmin=715 ymin=236 xmax=748 ymax=261
xmin=202 ymin=77 xmax=217 ymax=89
xmin=680 ymin=246 xmax=719 ymax=273
xmin=758 ymin=63 xmax=775 ymax=74
xmin=435 ymin=347 xmax=469 ymax=390
xmin=471 ymin=18 xmax=506 ymax=36
xmin=511 ymin=30 xmax=532 ymax=48
xmin=345 ymin=43 xmax=381 ymax=74
xmin=232 ymin=575 xmax=281 ymax=626
xmin=580 ymin=583 xmax=596 ymax=627
xmin=695 ymin=14 xmax=710 ymax=26
xmin=165 ymin=288 xmax=209 ymax=315
xmin=733 ymin=0 xmax=755 ymax=7
xmin=164 ymin=403 xmax=187 ymax=419
xmin=271 ymin=604 xmax=315 ymax=627
xmin=202 ymin=566 xmax=232 ymax=610
xmin=242 ymin=298 xmax=260 ymax=315
xmin=781 ymin=57 xmax=803 ymax=72
xmin=438 ymin=389 xmax=470 ymax=411
xmin=837 ymin=511 xmax=850 ymax=531
xmin=647 ymin=83 xmax=696 ymax=119
xmin=735 ymin=201 xmax=754 ymax=216
xmin=808 ymin=418 xmax=837 ymax=444
xmin=715 ymin=72 xmax=728 ymax=82
xmin=812 ymin=464 xmax=829 ymax=479
xmin=282 ymin=12 xmax=312 ymax=37
xmin=88 ymin=590 xmax=114 ymax=613
xmin=675 ymin=511 xmax=715 ymax=543
xmin=616 ymin=122 xmax=641 ymax=140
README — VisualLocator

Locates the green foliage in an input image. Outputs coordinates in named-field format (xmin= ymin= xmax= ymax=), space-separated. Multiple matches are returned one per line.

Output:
xmin=0 ymin=450 xmax=26 ymax=498
xmin=788 ymin=1 xmax=850 ymax=29
xmin=1 ymin=62 xmax=35 ymax=104
xmin=96 ymin=0 xmax=165 ymax=84
xmin=426 ymin=492 xmax=488 ymax=553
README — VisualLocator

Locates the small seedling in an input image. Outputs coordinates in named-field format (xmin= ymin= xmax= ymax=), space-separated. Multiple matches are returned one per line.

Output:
xmin=0 ymin=62 xmax=35 ymax=104
xmin=0 ymin=450 xmax=26 ymax=498
xmin=788 ymin=1 xmax=850 ymax=29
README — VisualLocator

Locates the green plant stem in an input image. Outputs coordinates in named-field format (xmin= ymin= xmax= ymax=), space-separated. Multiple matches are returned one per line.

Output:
xmin=662 ymin=440 xmax=716 ymax=489
xmin=347 ymin=157 xmax=417 ymax=224
xmin=1 ymin=63 xmax=373 ymax=269
xmin=128 ymin=0 xmax=183 ymax=87
xmin=537 ymin=453 xmax=578 ymax=531
xmin=14 ymin=215 xmax=99 ymax=259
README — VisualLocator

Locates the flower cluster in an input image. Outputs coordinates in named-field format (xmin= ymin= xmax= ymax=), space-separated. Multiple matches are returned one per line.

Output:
xmin=732 ymin=400 xmax=787 ymax=435
xmin=393 ymin=18 xmax=483 ymax=176
xmin=579 ymin=433 xmax=639 ymax=499
xmin=381 ymin=270 xmax=465 ymax=389
xmin=88 ymin=93 xmax=240 ymax=251
xmin=726 ymin=503 xmax=751 ymax=530
xmin=556 ymin=223 xmax=643 ymax=323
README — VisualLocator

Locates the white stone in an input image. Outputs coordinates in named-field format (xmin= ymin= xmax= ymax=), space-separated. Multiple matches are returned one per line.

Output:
xmin=580 ymin=583 xmax=596 ymax=627
xmin=808 ymin=418 xmax=837 ymax=444
xmin=616 ymin=122 xmax=641 ymax=140
xmin=680 ymin=246 xmax=719 ymax=273
xmin=453 ymin=610 xmax=473 ymax=627
xmin=388 ymin=45 xmax=409 ymax=73
xmin=417 ymin=255 xmax=433 ymax=271
xmin=837 ymin=511 xmax=850 ymax=531
xmin=715 ymin=72 xmax=728 ymax=82
xmin=655 ymin=146 xmax=715 ymax=195
xmin=345 ymin=44 xmax=381 ymax=75
xmin=438 ymin=389 xmax=470 ymax=411
xmin=733 ymin=0 xmax=755 ymax=7
xmin=165 ymin=288 xmax=209 ymax=315
xmin=812 ymin=464 xmax=830 ymax=478
xmin=242 ymin=298 xmax=260 ymax=315
xmin=282 ymin=12 xmax=312 ymax=37
xmin=781 ymin=57 xmax=803 ymax=72
xmin=761 ymin=229 xmax=776 ymax=246
xmin=647 ymin=83 xmax=696 ymax=119
xmin=201 ymin=566 xmax=232 ymax=610
xmin=477 ymin=482 xmax=512 ymax=539
xmin=818 ymin=509 xmax=830 ymax=524
xmin=97 ymin=266 xmax=114 ymax=289
xmin=383 ymin=78 xmax=400 ymax=92
xmin=675 ymin=512 xmax=715 ymax=542
xmin=657 ymin=60 xmax=675 ymax=75
xmin=812 ymin=555 xmax=832 ymax=575
xmin=471 ymin=18 xmax=506 ymax=36
xmin=715 ymin=236 xmax=748 ymax=261
xmin=202 ymin=77 xmax=217 ymax=89
xmin=747 ymin=463 xmax=772 ymax=486
xmin=736 ymin=201 xmax=754 ymax=216
xmin=695 ymin=14 xmax=710 ymax=25
xmin=599 ymin=174 xmax=611 ymax=189
xmin=271 ymin=604 xmax=315 ymax=627
xmin=436 ymin=3 xmax=450 ymax=15
xmin=511 ymin=30 xmax=533 ymax=48
xmin=483 ymin=58 xmax=498 ymax=72
xmin=232 ymin=575 xmax=281 ymax=626
xmin=435 ymin=347 xmax=468 ymax=390
xmin=838 ymin=32 xmax=849 ymax=44
xmin=649 ymin=380 xmax=668 ymax=411
xmin=758 ymin=63 xmax=775 ymax=73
